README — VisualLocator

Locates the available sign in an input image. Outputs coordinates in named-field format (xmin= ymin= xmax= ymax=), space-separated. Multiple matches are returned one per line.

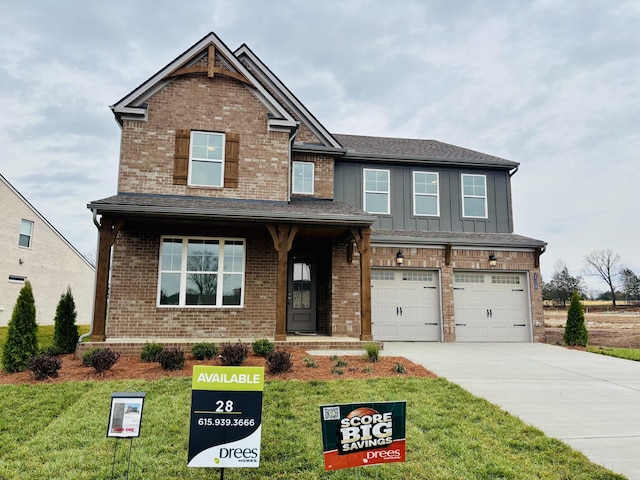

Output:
xmin=320 ymin=401 xmax=406 ymax=471
xmin=187 ymin=366 xmax=264 ymax=468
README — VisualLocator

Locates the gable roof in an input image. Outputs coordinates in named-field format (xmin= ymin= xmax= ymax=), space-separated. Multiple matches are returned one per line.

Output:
xmin=0 ymin=174 xmax=95 ymax=269
xmin=110 ymin=32 xmax=297 ymax=131
xmin=334 ymin=134 xmax=518 ymax=169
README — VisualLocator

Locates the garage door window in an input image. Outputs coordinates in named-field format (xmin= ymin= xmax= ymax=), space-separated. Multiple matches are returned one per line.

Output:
xmin=371 ymin=271 xmax=395 ymax=281
xmin=455 ymin=273 xmax=484 ymax=284
xmin=492 ymin=275 xmax=521 ymax=285
xmin=403 ymin=272 xmax=433 ymax=282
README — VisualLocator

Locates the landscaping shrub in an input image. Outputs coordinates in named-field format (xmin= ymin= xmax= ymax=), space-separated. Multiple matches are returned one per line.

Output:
xmin=564 ymin=290 xmax=588 ymax=347
xmin=2 ymin=281 xmax=38 ymax=372
xmin=39 ymin=345 xmax=62 ymax=356
xmin=365 ymin=342 xmax=380 ymax=363
xmin=266 ymin=350 xmax=293 ymax=374
xmin=252 ymin=338 xmax=275 ymax=357
xmin=157 ymin=348 xmax=185 ymax=370
xmin=85 ymin=348 xmax=120 ymax=373
xmin=191 ymin=342 xmax=218 ymax=360
xmin=392 ymin=362 xmax=406 ymax=374
xmin=52 ymin=287 xmax=79 ymax=354
xmin=81 ymin=347 xmax=100 ymax=367
xmin=220 ymin=342 xmax=248 ymax=366
xmin=140 ymin=343 xmax=164 ymax=363
xmin=27 ymin=354 xmax=62 ymax=380
xmin=302 ymin=356 xmax=318 ymax=368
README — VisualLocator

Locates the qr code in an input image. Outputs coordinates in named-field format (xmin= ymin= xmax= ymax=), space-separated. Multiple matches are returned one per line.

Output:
xmin=323 ymin=406 xmax=340 ymax=421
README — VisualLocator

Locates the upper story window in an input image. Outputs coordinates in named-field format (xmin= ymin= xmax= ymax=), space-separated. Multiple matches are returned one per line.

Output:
xmin=292 ymin=161 xmax=314 ymax=194
xmin=461 ymin=174 xmax=487 ymax=218
xmin=189 ymin=131 xmax=225 ymax=187
xmin=19 ymin=220 xmax=33 ymax=248
xmin=363 ymin=168 xmax=390 ymax=214
xmin=413 ymin=171 xmax=439 ymax=216
xmin=158 ymin=236 xmax=245 ymax=307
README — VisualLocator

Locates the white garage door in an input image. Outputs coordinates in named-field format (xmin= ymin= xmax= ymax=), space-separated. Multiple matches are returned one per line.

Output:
xmin=453 ymin=272 xmax=530 ymax=342
xmin=371 ymin=269 xmax=441 ymax=341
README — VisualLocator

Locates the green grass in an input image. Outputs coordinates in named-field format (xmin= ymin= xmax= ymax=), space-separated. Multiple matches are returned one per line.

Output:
xmin=588 ymin=346 xmax=640 ymax=362
xmin=0 ymin=377 xmax=624 ymax=479
xmin=0 ymin=325 xmax=90 ymax=353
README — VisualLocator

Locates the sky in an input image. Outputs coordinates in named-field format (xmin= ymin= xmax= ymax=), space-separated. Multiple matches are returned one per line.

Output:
xmin=1 ymin=0 xmax=638 ymax=295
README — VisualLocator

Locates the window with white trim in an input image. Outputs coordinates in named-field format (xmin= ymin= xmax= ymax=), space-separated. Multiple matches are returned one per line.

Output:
xmin=413 ymin=171 xmax=439 ymax=216
xmin=158 ymin=237 xmax=245 ymax=307
xmin=292 ymin=161 xmax=314 ymax=194
xmin=19 ymin=220 xmax=33 ymax=248
xmin=363 ymin=168 xmax=390 ymax=214
xmin=461 ymin=174 xmax=487 ymax=218
xmin=189 ymin=131 xmax=225 ymax=187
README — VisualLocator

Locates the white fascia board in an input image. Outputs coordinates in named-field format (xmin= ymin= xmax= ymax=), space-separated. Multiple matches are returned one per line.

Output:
xmin=235 ymin=45 xmax=341 ymax=149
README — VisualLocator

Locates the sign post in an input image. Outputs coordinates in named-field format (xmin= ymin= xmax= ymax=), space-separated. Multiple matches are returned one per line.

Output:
xmin=187 ymin=365 xmax=264 ymax=473
xmin=107 ymin=391 xmax=146 ymax=480
xmin=320 ymin=401 xmax=406 ymax=471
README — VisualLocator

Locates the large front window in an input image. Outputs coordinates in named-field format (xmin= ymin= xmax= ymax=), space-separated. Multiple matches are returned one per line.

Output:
xmin=461 ymin=174 xmax=487 ymax=218
xmin=189 ymin=131 xmax=225 ymax=187
xmin=413 ymin=171 xmax=439 ymax=216
xmin=158 ymin=237 xmax=244 ymax=307
xmin=363 ymin=168 xmax=390 ymax=214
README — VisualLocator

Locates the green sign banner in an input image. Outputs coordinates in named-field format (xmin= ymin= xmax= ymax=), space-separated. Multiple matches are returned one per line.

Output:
xmin=188 ymin=366 xmax=264 ymax=468
xmin=320 ymin=401 xmax=406 ymax=471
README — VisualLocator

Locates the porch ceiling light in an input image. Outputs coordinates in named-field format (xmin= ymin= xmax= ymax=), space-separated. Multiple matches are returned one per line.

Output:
xmin=488 ymin=253 xmax=497 ymax=267
xmin=396 ymin=251 xmax=404 ymax=266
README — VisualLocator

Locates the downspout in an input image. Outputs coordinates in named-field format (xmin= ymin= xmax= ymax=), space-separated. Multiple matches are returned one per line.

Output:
xmin=507 ymin=165 xmax=519 ymax=233
xmin=78 ymin=209 xmax=101 ymax=343
xmin=287 ymin=122 xmax=301 ymax=202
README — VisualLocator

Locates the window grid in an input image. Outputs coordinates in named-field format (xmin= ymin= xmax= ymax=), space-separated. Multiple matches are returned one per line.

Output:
xmin=189 ymin=131 xmax=225 ymax=187
xmin=292 ymin=161 xmax=314 ymax=194
xmin=402 ymin=272 xmax=434 ymax=282
xmin=492 ymin=274 xmax=521 ymax=285
xmin=158 ymin=237 xmax=244 ymax=307
xmin=363 ymin=168 xmax=390 ymax=214
xmin=413 ymin=171 xmax=439 ymax=216
xmin=371 ymin=271 xmax=395 ymax=281
xmin=461 ymin=174 xmax=487 ymax=218
xmin=454 ymin=273 xmax=485 ymax=284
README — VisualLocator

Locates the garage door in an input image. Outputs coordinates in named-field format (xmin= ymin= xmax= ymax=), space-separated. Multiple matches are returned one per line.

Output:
xmin=371 ymin=269 xmax=440 ymax=341
xmin=453 ymin=272 xmax=529 ymax=342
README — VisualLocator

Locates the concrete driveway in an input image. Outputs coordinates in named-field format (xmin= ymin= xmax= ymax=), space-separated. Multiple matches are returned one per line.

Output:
xmin=383 ymin=342 xmax=640 ymax=480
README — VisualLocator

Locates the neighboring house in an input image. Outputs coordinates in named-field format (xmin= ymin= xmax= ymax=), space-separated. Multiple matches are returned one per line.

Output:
xmin=0 ymin=174 xmax=95 ymax=327
xmin=86 ymin=32 xmax=545 ymax=349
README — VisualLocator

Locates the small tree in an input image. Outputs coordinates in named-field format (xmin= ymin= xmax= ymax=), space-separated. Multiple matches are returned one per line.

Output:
xmin=2 ymin=281 xmax=39 ymax=372
xmin=564 ymin=290 xmax=588 ymax=347
xmin=542 ymin=263 xmax=585 ymax=307
xmin=53 ymin=286 xmax=79 ymax=354
xmin=584 ymin=249 xmax=621 ymax=307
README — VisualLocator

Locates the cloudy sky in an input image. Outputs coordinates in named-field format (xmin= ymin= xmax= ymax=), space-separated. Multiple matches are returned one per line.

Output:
xmin=1 ymin=0 xmax=638 ymax=294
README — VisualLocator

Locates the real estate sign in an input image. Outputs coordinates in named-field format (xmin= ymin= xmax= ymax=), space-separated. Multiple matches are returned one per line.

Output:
xmin=187 ymin=366 xmax=264 ymax=468
xmin=320 ymin=401 xmax=406 ymax=471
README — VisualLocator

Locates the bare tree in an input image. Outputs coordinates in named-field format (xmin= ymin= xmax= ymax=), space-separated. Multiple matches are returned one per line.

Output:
xmin=583 ymin=249 xmax=621 ymax=307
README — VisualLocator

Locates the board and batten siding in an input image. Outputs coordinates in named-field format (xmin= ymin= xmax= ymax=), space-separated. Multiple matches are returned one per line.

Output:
xmin=334 ymin=163 xmax=513 ymax=234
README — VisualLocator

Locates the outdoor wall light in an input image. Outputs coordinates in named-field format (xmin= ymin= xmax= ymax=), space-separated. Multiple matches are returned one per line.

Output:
xmin=488 ymin=253 xmax=497 ymax=267
xmin=396 ymin=251 xmax=404 ymax=266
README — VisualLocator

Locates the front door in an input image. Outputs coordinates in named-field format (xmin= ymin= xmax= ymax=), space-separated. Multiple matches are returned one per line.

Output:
xmin=287 ymin=255 xmax=316 ymax=333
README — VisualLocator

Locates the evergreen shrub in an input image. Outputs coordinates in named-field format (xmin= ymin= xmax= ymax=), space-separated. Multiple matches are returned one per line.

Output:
xmin=252 ymin=338 xmax=275 ymax=357
xmin=191 ymin=342 xmax=218 ymax=360
xmin=2 ymin=281 xmax=38 ymax=372
xmin=564 ymin=290 xmax=588 ymax=347
xmin=53 ymin=287 xmax=79 ymax=354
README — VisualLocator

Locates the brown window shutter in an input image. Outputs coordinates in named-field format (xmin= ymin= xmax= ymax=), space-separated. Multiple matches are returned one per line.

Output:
xmin=224 ymin=132 xmax=240 ymax=188
xmin=173 ymin=129 xmax=190 ymax=185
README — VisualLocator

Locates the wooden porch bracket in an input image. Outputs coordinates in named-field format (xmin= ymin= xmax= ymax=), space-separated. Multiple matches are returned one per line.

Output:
xmin=267 ymin=225 xmax=298 ymax=341
xmin=350 ymin=227 xmax=373 ymax=341
xmin=91 ymin=217 xmax=124 ymax=342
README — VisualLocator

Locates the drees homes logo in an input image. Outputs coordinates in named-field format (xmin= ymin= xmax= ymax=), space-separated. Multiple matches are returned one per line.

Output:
xmin=339 ymin=407 xmax=394 ymax=455
xmin=215 ymin=447 xmax=259 ymax=464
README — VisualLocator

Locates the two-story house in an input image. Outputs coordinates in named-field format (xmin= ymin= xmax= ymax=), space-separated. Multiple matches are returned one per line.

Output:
xmin=0 ymin=174 xmax=95 ymax=327
xmin=86 ymin=32 xmax=545 ymax=352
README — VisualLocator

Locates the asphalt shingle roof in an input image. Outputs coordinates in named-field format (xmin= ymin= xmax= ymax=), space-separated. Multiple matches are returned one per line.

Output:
xmin=372 ymin=229 xmax=546 ymax=248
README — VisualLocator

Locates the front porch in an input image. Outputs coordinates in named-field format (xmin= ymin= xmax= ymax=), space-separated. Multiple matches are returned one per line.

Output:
xmin=75 ymin=335 xmax=383 ymax=358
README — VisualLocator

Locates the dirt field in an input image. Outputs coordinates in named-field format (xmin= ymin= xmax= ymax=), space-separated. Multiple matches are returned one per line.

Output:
xmin=544 ymin=307 xmax=640 ymax=348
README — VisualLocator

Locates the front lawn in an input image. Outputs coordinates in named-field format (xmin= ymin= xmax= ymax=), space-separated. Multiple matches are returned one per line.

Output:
xmin=588 ymin=346 xmax=640 ymax=362
xmin=0 ymin=377 xmax=624 ymax=479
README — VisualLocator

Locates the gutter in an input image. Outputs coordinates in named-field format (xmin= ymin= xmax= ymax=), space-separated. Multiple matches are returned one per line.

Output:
xmin=79 ymin=209 xmax=100 ymax=343
xmin=509 ymin=165 xmax=519 ymax=177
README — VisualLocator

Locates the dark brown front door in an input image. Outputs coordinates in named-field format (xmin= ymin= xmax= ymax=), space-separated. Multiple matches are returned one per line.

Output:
xmin=287 ymin=255 xmax=316 ymax=332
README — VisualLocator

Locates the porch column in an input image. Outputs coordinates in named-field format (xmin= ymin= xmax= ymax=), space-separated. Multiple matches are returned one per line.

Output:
xmin=351 ymin=227 xmax=373 ymax=341
xmin=91 ymin=217 xmax=122 ymax=342
xmin=267 ymin=225 xmax=298 ymax=341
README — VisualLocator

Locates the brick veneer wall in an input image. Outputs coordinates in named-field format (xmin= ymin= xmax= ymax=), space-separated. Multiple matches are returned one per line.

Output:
xmin=370 ymin=245 xmax=545 ymax=342
xmin=107 ymin=225 xmax=279 ymax=339
xmin=331 ymin=243 xmax=362 ymax=337
xmin=291 ymin=152 xmax=334 ymax=199
xmin=118 ymin=75 xmax=290 ymax=202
